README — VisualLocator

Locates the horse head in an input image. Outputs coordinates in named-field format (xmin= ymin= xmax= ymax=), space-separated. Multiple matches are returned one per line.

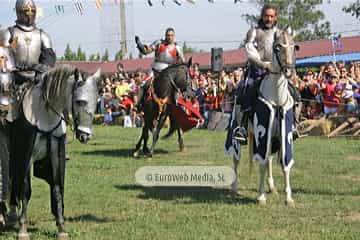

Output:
xmin=273 ymin=27 xmax=299 ymax=78
xmin=72 ymin=68 xmax=101 ymax=143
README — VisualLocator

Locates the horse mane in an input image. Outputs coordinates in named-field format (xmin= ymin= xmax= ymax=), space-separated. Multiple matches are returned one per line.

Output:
xmin=41 ymin=64 xmax=76 ymax=104
xmin=154 ymin=63 xmax=189 ymax=98
xmin=158 ymin=63 xmax=187 ymax=77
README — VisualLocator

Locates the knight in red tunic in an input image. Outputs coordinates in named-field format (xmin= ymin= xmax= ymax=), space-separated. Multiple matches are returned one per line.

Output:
xmin=135 ymin=27 xmax=185 ymax=111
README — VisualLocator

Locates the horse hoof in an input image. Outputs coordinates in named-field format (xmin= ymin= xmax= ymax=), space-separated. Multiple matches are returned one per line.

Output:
xmin=7 ymin=212 xmax=18 ymax=225
xmin=257 ymin=199 xmax=266 ymax=206
xmin=269 ymin=187 xmax=278 ymax=195
xmin=286 ymin=199 xmax=295 ymax=208
xmin=133 ymin=151 xmax=139 ymax=158
xmin=230 ymin=182 xmax=238 ymax=193
xmin=18 ymin=232 xmax=30 ymax=240
xmin=57 ymin=232 xmax=69 ymax=240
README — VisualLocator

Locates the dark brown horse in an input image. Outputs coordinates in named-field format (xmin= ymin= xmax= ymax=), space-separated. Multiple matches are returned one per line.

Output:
xmin=133 ymin=59 xmax=193 ymax=158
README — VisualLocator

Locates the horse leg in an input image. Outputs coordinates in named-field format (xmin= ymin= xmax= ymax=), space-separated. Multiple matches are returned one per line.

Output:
xmin=267 ymin=156 xmax=277 ymax=194
xmin=231 ymin=155 xmax=239 ymax=193
xmin=283 ymin=167 xmax=294 ymax=207
xmin=143 ymin=125 xmax=151 ymax=157
xmin=133 ymin=126 xmax=145 ymax=158
xmin=7 ymin=191 xmax=18 ymax=224
xmin=150 ymin=107 xmax=168 ymax=156
xmin=257 ymin=162 xmax=267 ymax=205
xmin=177 ymin=128 xmax=184 ymax=151
xmin=49 ymin=137 xmax=68 ymax=240
xmin=18 ymin=173 xmax=31 ymax=240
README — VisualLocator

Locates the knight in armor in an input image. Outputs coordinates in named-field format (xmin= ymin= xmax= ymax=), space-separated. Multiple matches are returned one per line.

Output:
xmin=135 ymin=27 xmax=185 ymax=112
xmin=233 ymin=4 xmax=299 ymax=144
xmin=0 ymin=0 xmax=56 ymax=219
xmin=0 ymin=0 xmax=56 ymax=121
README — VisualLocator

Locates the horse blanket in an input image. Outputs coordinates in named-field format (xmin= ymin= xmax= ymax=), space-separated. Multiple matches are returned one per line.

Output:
xmin=252 ymin=97 xmax=294 ymax=170
xmin=169 ymin=97 xmax=203 ymax=132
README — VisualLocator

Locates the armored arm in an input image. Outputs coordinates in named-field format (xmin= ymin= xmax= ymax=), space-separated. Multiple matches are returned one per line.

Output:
xmin=135 ymin=36 xmax=154 ymax=55
xmin=245 ymin=28 xmax=270 ymax=71
xmin=0 ymin=29 xmax=12 ymax=47
xmin=176 ymin=45 xmax=185 ymax=63
xmin=40 ymin=30 xmax=56 ymax=67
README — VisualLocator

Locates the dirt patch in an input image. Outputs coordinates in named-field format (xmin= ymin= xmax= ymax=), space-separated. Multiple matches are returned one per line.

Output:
xmin=342 ymin=211 xmax=360 ymax=222
xmin=345 ymin=155 xmax=360 ymax=161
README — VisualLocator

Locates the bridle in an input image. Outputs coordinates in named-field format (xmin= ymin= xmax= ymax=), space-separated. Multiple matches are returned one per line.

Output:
xmin=271 ymin=43 xmax=297 ymax=76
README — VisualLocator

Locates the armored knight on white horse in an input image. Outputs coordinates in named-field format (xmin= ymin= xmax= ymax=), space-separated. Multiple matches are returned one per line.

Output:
xmin=226 ymin=4 xmax=300 ymax=206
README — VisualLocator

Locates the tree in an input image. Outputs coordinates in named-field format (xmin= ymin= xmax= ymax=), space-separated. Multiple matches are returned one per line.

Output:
xmin=114 ymin=49 xmax=124 ymax=61
xmin=182 ymin=42 xmax=198 ymax=54
xmin=89 ymin=53 xmax=101 ymax=61
xmin=343 ymin=1 xmax=360 ymax=20
xmin=63 ymin=44 xmax=76 ymax=61
xmin=76 ymin=46 xmax=86 ymax=61
xmin=243 ymin=0 xmax=332 ymax=42
xmin=101 ymin=49 xmax=109 ymax=62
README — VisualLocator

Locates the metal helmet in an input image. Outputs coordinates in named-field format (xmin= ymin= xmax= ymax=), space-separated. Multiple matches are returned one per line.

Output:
xmin=15 ymin=0 xmax=37 ymax=27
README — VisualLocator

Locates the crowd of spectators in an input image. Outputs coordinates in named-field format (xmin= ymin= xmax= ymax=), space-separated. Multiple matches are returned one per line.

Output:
xmin=97 ymin=61 xmax=360 ymax=127
xmin=296 ymin=61 xmax=360 ymax=119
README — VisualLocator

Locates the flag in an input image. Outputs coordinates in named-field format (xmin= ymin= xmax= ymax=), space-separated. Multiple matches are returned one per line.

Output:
xmin=331 ymin=36 xmax=343 ymax=50
xmin=95 ymin=0 xmax=103 ymax=9
xmin=173 ymin=0 xmax=182 ymax=6
xmin=185 ymin=0 xmax=196 ymax=4
xmin=55 ymin=5 xmax=65 ymax=14
xmin=74 ymin=0 xmax=84 ymax=15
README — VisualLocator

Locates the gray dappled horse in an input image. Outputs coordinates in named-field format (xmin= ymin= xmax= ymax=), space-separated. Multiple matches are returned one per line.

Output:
xmin=232 ymin=29 xmax=299 ymax=206
xmin=8 ymin=65 xmax=100 ymax=240
xmin=133 ymin=60 xmax=193 ymax=158
xmin=0 ymin=45 xmax=14 ymax=226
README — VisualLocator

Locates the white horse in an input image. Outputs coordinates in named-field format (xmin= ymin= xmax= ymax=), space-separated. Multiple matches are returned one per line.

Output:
xmin=232 ymin=28 xmax=299 ymax=206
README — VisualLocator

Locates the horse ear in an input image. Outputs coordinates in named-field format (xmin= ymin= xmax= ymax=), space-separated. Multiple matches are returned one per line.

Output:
xmin=75 ymin=68 xmax=84 ymax=82
xmin=187 ymin=57 xmax=192 ymax=68
xmin=285 ymin=25 xmax=297 ymax=38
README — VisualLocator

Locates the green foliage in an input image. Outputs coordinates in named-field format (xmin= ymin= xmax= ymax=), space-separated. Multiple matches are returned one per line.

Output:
xmin=1 ymin=127 xmax=360 ymax=239
xmin=101 ymin=49 xmax=109 ymax=62
xmin=62 ymin=44 xmax=86 ymax=61
xmin=343 ymin=1 xmax=360 ymax=19
xmin=182 ymin=42 xmax=198 ymax=54
xmin=244 ymin=0 xmax=332 ymax=42
xmin=63 ymin=44 xmax=76 ymax=61
xmin=76 ymin=46 xmax=86 ymax=61
xmin=114 ymin=49 xmax=124 ymax=61
xmin=89 ymin=53 xmax=101 ymax=62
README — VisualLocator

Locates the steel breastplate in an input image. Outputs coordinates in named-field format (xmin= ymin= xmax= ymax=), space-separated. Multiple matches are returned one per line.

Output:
xmin=155 ymin=43 xmax=177 ymax=65
xmin=13 ymin=27 xmax=42 ymax=70
xmin=256 ymin=27 xmax=277 ymax=62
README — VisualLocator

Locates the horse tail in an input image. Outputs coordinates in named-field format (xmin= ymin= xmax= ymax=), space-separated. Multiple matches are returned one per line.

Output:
xmin=248 ymin=130 xmax=254 ymax=177
xmin=162 ymin=115 xmax=177 ymax=139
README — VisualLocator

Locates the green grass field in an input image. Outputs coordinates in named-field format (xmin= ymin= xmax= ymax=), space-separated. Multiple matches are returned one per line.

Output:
xmin=1 ymin=126 xmax=360 ymax=240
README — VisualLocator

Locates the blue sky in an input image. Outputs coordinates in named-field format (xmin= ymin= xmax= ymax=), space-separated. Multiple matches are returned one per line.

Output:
xmin=0 ymin=0 xmax=358 ymax=59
